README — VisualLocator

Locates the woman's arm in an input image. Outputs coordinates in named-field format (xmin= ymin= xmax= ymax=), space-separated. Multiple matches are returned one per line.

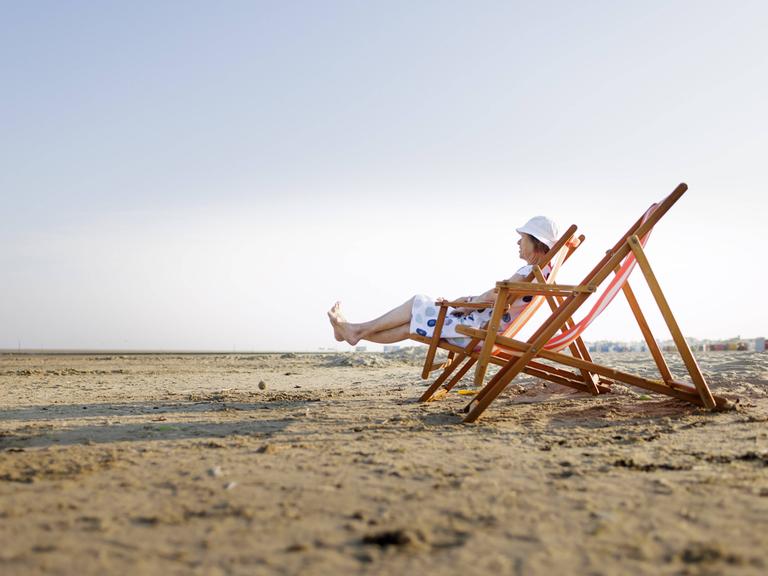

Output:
xmin=474 ymin=272 xmax=527 ymax=303
xmin=453 ymin=272 xmax=528 ymax=314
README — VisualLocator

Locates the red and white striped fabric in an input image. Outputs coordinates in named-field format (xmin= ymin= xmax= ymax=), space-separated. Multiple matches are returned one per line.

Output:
xmin=542 ymin=204 xmax=657 ymax=353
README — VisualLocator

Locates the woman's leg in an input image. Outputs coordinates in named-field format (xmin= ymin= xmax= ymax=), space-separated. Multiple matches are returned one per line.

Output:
xmin=328 ymin=297 xmax=415 ymax=345
xmin=354 ymin=323 xmax=411 ymax=344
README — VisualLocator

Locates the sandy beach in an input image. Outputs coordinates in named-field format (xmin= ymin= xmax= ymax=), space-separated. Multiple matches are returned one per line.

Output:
xmin=1 ymin=350 xmax=766 ymax=575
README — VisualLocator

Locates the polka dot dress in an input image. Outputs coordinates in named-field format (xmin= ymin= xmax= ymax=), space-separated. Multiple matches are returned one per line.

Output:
xmin=409 ymin=264 xmax=550 ymax=347
xmin=409 ymin=294 xmax=516 ymax=347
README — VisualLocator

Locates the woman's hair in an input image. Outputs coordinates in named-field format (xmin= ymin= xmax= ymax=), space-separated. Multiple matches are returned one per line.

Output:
xmin=526 ymin=234 xmax=550 ymax=254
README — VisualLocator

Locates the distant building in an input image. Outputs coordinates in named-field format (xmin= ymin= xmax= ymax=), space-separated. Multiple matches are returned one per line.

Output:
xmin=661 ymin=336 xmax=756 ymax=352
xmin=355 ymin=346 xmax=367 ymax=353
xmin=587 ymin=340 xmax=648 ymax=353
xmin=383 ymin=345 xmax=401 ymax=353
xmin=586 ymin=337 xmax=764 ymax=353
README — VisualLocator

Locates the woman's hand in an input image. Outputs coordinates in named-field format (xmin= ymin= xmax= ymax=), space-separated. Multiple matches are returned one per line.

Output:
xmin=452 ymin=297 xmax=474 ymax=316
xmin=434 ymin=296 xmax=465 ymax=315
xmin=436 ymin=296 xmax=469 ymax=306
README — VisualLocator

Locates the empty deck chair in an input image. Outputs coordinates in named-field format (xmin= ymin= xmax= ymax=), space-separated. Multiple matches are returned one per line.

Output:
xmin=456 ymin=183 xmax=728 ymax=422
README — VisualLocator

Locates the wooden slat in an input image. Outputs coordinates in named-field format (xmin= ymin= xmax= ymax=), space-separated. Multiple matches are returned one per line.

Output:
xmin=547 ymin=348 xmax=728 ymax=407
xmin=441 ymin=357 xmax=477 ymax=393
xmin=418 ymin=352 xmax=468 ymax=402
xmin=466 ymin=353 xmax=520 ymax=412
xmin=495 ymin=281 xmax=596 ymax=294
xmin=415 ymin=332 xmax=613 ymax=402
xmin=627 ymin=235 xmax=717 ymax=409
xmin=436 ymin=300 xmax=497 ymax=309
xmin=456 ymin=325 xmax=489 ymax=339
xmin=523 ymin=367 xmax=599 ymax=394
xmin=572 ymin=335 xmax=595 ymax=363
xmin=526 ymin=360 xmax=608 ymax=388
xmin=620 ymin=277 xmax=675 ymax=383
xmin=470 ymin=332 xmax=728 ymax=408
xmin=422 ymin=305 xmax=448 ymax=379
xmin=474 ymin=286 xmax=510 ymax=386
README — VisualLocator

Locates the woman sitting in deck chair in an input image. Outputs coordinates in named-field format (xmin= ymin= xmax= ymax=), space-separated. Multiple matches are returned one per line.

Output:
xmin=327 ymin=216 xmax=560 ymax=347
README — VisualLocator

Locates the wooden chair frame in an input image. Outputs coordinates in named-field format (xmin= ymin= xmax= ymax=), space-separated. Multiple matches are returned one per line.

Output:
xmin=456 ymin=183 xmax=728 ymax=423
xmin=412 ymin=225 xmax=602 ymax=402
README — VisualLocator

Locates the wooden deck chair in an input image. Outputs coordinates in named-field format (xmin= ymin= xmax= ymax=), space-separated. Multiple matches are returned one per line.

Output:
xmin=456 ymin=183 xmax=729 ymax=422
xmin=411 ymin=225 xmax=599 ymax=402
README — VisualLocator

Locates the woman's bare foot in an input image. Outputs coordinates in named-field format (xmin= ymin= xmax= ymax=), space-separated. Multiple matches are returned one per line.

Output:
xmin=327 ymin=302 xmax=345 ymax=342
xmin=328 ymin=302 xmax=360 ymax=345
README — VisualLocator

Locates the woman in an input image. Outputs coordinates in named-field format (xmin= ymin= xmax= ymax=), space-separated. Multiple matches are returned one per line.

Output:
xmin=328 ymin=216 xmax=559 ymax=347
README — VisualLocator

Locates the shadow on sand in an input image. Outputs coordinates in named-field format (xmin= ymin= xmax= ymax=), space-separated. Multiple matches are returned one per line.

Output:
xmin=0 ymin=397 xmax=321 ymax=449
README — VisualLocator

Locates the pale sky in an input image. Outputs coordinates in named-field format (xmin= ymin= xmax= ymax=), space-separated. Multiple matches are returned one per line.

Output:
xmin=2 ymin=1 xmax=767 ymax=351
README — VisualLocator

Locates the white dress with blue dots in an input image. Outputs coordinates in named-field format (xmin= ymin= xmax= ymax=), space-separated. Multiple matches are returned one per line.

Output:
xmin=409 ymin=264 xmax=546 ymax=347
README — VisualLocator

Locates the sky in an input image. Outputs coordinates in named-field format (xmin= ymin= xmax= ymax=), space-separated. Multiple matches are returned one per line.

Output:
xmin=2 ymin=0 xmax=767 ymax=351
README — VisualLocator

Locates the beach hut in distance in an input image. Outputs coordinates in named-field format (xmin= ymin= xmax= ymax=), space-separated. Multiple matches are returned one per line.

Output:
xmin=698 ymin=337 xmax=763 ymax=352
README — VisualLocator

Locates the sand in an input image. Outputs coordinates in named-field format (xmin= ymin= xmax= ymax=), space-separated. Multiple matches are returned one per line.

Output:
xmin=1 ymin=350 xmax=767 ymax=575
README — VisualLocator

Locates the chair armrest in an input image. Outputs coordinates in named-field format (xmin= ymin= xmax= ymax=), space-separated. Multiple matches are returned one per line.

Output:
xmin=456 ymin=325 xmax=487 ymax=338
xmin=495 ymin=281 xmax=596 ymax=295
xmin=421 ymin=305 xmax=449 ymax=379
xmin=437 ymin=300 xmax=496 ymax=309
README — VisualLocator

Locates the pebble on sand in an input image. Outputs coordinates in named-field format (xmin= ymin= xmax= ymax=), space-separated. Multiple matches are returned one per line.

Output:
xmin=208 ymin=466 xmax=224 ymax=478
xmin=258 ymin=380 xmax=267 ymax=390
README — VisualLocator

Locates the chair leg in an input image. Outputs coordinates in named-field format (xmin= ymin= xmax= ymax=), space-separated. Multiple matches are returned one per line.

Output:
xmin=621 ymin=279 xmax=675 ymax=383
xmin=474 ymin=287 xmax=510 ymax=386
xmin=567 ymin=341 xmax=601 ymax=394
xmin=419 ymin=353 xmax=466 ymax=402
xmin=463 ymin=354 xmax=528 ymax=421
xmin=443 ymin=357 xmax=477 ymax=393
xmin=628 ymin=236 xmax=716 ymax=409
xmin=463 ymin=362 xmax=506 ymax=413
xmin=422 ymin=306 xmax=449 ymax=379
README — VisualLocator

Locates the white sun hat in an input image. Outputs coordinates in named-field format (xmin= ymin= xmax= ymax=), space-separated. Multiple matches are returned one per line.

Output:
xmin=515 ymin=216 xmax=559 ymax=249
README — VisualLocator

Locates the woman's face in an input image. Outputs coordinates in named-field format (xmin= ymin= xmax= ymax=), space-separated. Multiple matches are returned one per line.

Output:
xmin=518 ymin=234 xmax=537 ymax=263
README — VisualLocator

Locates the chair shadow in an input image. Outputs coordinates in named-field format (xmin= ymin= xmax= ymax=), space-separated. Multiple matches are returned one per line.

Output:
xmin=490 ymin=393 xmax=708 ymax=430
xmin=413 ymin=390 xmax=710 ymax=430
